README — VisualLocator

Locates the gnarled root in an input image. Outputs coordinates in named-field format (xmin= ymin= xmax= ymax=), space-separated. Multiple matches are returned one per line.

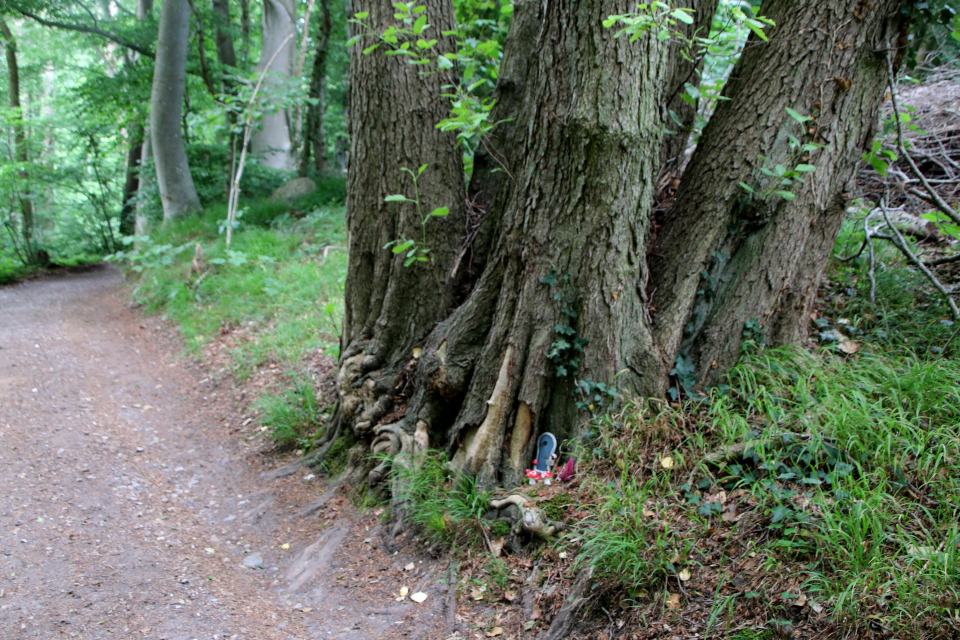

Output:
xmin=489 ymin=494 xmax=563 ymax=540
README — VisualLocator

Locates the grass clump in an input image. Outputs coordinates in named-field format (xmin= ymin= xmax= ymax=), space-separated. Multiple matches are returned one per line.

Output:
xmin=389 ymin=451 xmax=493 ymax=548
xmin=256 ymin=377 xmax=325 ymax=451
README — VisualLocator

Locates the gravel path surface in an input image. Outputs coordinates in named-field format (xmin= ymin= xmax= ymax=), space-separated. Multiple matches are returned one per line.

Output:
xmin=0 ymin=266 xmax=447 ymax=640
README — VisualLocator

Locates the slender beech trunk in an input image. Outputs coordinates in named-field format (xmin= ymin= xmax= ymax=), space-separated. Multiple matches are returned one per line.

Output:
xmin=150 ymin=0 xmax=202 ymax=221
xmin=649 ymin=0 xmax=910 ymax=389
xmin=332 ymin=0 xmax=666 ymax=492
xmin=211 ymin=0 xmax=237 ymax=69
xmin=250 ymin=0 xmax=296 ymax=169
xmin=0 ymin=20 xmax=36 ymax=262
xmin=134 ymin=136 xmax=153 ymax=236
xmin=299 ymin=0 xmax=331 ymax=176
xmin=239 ymin=0 xmax=250 ymax=62
xmin=120 ymin=0 xmax=154 ymax=236
xmin=119 ymin=123 xmax=143 ymax=235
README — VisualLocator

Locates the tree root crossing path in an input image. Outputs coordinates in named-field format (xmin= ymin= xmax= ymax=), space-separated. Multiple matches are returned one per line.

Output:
xmin=0 ymin=266 xmax=447 ymax=640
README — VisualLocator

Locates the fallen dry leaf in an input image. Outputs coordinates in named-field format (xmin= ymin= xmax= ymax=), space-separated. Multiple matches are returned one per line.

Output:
xmin=643 ymin=509 xmax=656 ymax=518
xmin=660 ymin=456 xmax=674 ymax=469
xmin=503 ymin=590 xmax=517 ymax=602
xmin=487 ymin=627 xmax=503 ymax=637
xmin=280 ymin=543 xmax=290 ymax=550
xmin=678 ymin=568 xmax=691 ymax=582
xmin=489 ymin=537 xmax=504 ymax=558
xmin=795 ymin=593 xmax=807 ymax=607
xmin=666 ymin=592 xmax=681 ymax=609
xmin=410 ymin=591 xmax=428 ymax=603
xmin=837 ymin=340 xmax=860 ymax=354
xmin=471 ymin=588 xmax=485 ymax=601
xmin=524 ymin=620 xmax=536 ymax=630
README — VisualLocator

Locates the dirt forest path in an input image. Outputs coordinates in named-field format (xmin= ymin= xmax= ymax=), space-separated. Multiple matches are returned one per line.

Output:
xmin=0 ymin=266 xmax=449 ymax=640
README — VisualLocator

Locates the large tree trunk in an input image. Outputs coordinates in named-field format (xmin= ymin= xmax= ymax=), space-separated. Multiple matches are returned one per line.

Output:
xmin=0 ymin=20 xmax=37 ymax=263
xmin=333 ymin=0 xmax=467 ymax=449
xmin=211 ymin=0 xmax=237 ymax=69
xmin=298 ymin=0 xmax=331 ymax=176
xmin=150 ymin=0 xmax=202 ymax=221
xmin=649 ymin=0 xmax=910 ymax=389
xmin=250 ymin=0 xmax=296 ymax=170
xmin=332 ymin=0 xmax=667 ymax=492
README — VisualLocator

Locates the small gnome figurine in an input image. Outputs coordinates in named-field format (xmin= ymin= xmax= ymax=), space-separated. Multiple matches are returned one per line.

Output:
xmin=526 ymin=432 xmax=558 ymax=485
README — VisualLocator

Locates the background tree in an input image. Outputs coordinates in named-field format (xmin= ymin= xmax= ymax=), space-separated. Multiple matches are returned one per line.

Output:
xmin=150 ymin=0 xmax=201 ymax=220
xmin=250 ymin=0 xmax=296 ymax=169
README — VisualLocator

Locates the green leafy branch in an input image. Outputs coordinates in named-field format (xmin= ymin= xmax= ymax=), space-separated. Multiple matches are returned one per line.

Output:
xmin=383 ymin=164 xmax=450 ymax=268
xmin=738 ymin=108 xmax=821 ymax=202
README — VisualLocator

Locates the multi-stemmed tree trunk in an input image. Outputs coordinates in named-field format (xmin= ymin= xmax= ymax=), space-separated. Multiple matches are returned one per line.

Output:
xmin=299 ymin=0 xmax=332 ymax=176
xmin=150 ymin=0 xmax=202 ymax=221
xmin=328 ymin=0 xmax=910 ymax=493
xmin=331 ymin=0 xmax=668 ymax=490
xmin=649 ymin=0 xmax=910 ymax=389
xmin=0 ymin=20 xmax=38 ymax=263
xmin=250 ymin=0 xmax=296 ymax=169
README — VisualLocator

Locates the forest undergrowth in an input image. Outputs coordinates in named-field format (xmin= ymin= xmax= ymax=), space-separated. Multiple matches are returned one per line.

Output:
xmin=117 ymin=184 xmax=960 ymax=638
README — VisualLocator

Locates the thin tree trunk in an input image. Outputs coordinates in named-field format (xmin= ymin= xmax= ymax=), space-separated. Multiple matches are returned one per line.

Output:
xmin=251 ymin=0 xmax=296 ymax=169
xmin=658 ymin=0 xmax=719 ymax=171
xmin=298 ymin=0 xmax=331 ymax=176
xmin=119 ymin=122 xmax=143 ymax=235
xmin=239 ymin=0 xmax=250 ymax=62
xmin=150 ymin=0 xmax=202 ymax=220
xmin=649 ymin=0 xmax=910 ymax=389
xmin=134 ymin=136 xmax=153 ymax=236
xmin=211 ymin=0 xmax=237 ymax=69
xmin=0 ymin=20 xmax=36 ymax=262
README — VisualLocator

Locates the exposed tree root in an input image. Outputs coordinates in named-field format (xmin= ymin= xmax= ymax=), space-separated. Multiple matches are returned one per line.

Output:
xmin=489 ymin=494 xmax=562 ymax=540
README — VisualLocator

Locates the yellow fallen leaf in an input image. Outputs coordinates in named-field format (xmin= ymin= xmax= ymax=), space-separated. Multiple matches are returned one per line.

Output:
xmin=404 ymin=562 xmax=415 ymax=571
xmin=280 ymin=543 xmax=290 ymax=550
xmin=678 ymin=568 xmax=691 ymax=581
xmin=410 ymin=591 xmax=428 ymax=603
xmin=471 ymin=588 xmax=485 ymax=600
xmin=795 ymin=593 xmax=807 ymax=607
xmin=487 ymin=627 xmax=503 ymax=637
xmin=666 ymin=592 xmax=681 ymax=609
xmin=643 ymin=509 xmax=656 ymax=518
xmin=660 ymin=456 xmax=674 ymax=469
xmin=399 ymin=586 xmax=409 ymax=599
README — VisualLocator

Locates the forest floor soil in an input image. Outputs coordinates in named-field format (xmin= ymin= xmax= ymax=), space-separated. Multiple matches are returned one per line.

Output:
xmin=0 ymin=265 xmax=451 ymax=640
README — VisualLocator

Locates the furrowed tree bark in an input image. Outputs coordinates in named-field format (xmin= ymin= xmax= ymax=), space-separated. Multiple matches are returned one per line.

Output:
xmin=298 ymin=0 xmax=331 ymax=176
xmin=0 ymin=19 xmax=37 ymax=262
xmin=251 ymin=0 xmax=296 ymax=169
xmin=649 ymin=0 xmax=910 ymax=389
xmin=332 ymin=0 xmax=467 ymax=459
xmin=239 ymin=0 xmax=250 ymax=62
xmin=150 ymin=0 xmax=202 ymax=221
xmin=337 ymin=0 xmax=668 ymax=492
